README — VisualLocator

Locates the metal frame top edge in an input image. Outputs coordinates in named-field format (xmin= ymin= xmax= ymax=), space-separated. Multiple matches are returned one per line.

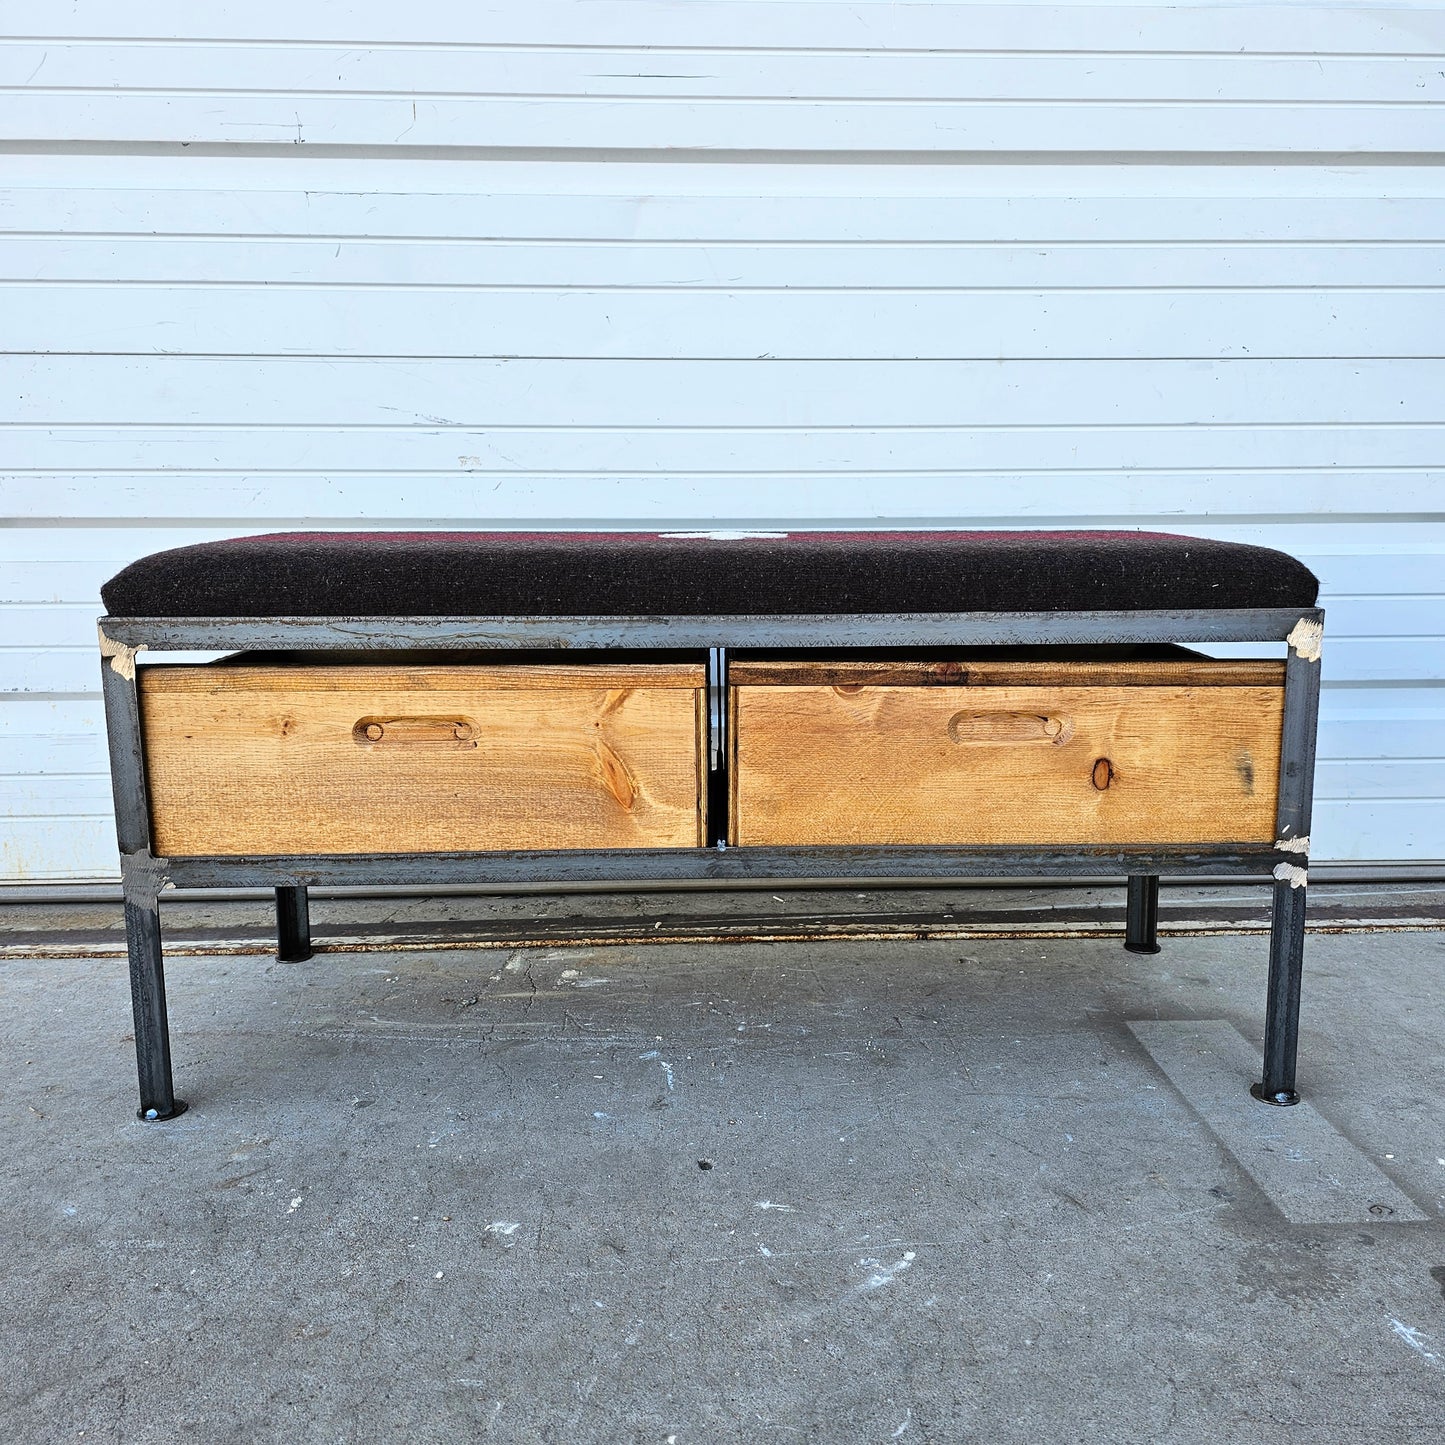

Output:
xmin=99 ymin=606 xmax=1322 ymax=651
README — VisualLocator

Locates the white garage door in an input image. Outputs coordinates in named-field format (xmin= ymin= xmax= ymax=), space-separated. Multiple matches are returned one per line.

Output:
xmin=2 ymin=1 xmax=1442 ymax=880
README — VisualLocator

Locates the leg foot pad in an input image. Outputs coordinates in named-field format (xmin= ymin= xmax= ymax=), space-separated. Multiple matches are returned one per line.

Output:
xmin=137 ymin=1098 xmax=189 ymax=1122
xmin=1250 ymin=1082 xmax=1300 ymax=1108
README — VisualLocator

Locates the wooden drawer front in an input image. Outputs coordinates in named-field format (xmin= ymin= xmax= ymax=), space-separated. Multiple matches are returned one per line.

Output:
xmin=140 ymin=664 xmax=707 ymax=856
xmin=729 ymin=662 xmax=1285 ymax=847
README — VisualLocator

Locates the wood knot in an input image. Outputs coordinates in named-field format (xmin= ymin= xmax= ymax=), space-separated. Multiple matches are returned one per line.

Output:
xmin=599 ymin=688 xmax=633 ymax=720
xmin=594 ymin=740 xmax=637 ymax=811
xmin=1091 ymin=757 xmax=1115 ymax=791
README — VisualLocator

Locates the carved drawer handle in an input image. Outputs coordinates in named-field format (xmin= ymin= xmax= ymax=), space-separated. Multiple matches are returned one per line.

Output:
xmin=947 ymin=710 xmax=1075 ymax=746
xmin=353 ymin=716 xmax=479 ymax=748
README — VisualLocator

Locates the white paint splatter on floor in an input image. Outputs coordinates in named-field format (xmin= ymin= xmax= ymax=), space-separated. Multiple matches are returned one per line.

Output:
xmin=1390 ymin=1319 xmax=1442 ymax=1369
xmin=858 ymin=1251 xmax=916 ymax=1292
xmin=638 ymin=1048 xmax=674 ymax=1086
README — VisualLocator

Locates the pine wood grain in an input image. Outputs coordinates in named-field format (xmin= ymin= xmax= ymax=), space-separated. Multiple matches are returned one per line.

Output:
xmin=727 ymin=658 xmax=1286 ymax=688
xmin=140 ymin=663 xmax=707 ymax=855
xmin=147 ymin=661 xmax=705 ymax=692
xmin=729 ymin=681 xmax=1284 ymax=846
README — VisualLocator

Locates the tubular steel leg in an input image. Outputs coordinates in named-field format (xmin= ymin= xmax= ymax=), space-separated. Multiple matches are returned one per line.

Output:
xmin=1124 ymin=875 xmax=1161 ymax=954
xmin=275 ymin=885 xmax=313 ymax=963
xmin=1252 ymin=878 xmax=1307 ymax=1107
xmin=124 ymin=893 xmax=187 ymax=1121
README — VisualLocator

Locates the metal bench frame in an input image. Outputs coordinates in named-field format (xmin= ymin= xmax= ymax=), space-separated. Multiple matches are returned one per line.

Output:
xmin=99 ymin=605 xmax=1323 ymax=1121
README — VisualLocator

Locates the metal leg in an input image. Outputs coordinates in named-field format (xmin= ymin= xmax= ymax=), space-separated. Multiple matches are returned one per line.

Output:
xmin=1252 ymin=877 xmax=1307 ymax=1106
xmin=1124 ymin=875 xmax=1161 ymax=954
xmin=124 ymin=891 xmax=187 ymax=1121
xmin=275 ymin=885 xmax=313 ymax=962
xmin=1252 ymin=613 xmax=1322 ymax=1107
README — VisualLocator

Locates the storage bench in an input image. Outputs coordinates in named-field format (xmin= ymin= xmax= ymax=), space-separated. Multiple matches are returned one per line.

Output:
xmin=98 ymin=529 xmax=1323 ymax=1120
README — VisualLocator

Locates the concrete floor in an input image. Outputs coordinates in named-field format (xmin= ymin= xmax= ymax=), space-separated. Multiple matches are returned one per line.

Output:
xmin=1 ymin=888 xmax=1443 ymax=1443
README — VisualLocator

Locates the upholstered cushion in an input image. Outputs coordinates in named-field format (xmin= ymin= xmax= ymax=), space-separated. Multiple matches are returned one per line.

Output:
xmin=100 ymin=529 xmax=1318 ymax=617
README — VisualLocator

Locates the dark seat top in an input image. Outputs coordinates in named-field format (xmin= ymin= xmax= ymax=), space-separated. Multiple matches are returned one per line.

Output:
xmin=100 ymin=529 xmax=1318 ymax=618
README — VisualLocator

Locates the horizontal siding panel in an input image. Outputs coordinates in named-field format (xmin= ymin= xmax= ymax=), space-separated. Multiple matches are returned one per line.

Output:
xmin=1325 ymin=597 xmax=1445 ymax=637
xmin=12 ymin=284 xmax=1443 ymax=360
xmin=13 ymin=240 xmax=1445 ymax=291
xmin=1316 ymin=760 xmax=1445 ymax=800
xmin=0 ymin=774 xmax=112 ymax=817
xmin=4 ymin=651 xmax=103 ymax=695
xmin=7 ymin=184 xmax=1445 ymax=242
xmin=1317 ymin=690 xmax=1445 ymax=757
xmin=0 ymin=702 xmax=113 ymax=877
xmin=3 ymin=605 xmax=98 ymax=645
xmin=8 ymin=522 xmax=1443 ymax=563
xmin=0 ymin=769 xmax=105 ymax=816
xmin=1311 ymin=800 xmax=1445 ymax=862
xmin=1 ymin=473 xmax=1440 ymax=524
xmin=0 ymin=698 xmax=109 ymax=765
xmin=3 ymin=357 xmax=1441 ymax=427
xmin=6 ymin=427 xmax=1445 ymax=478
xmin=1300 ymin=552 xmax=1445 ymax=596
xmin=24 ymin=2 xmax=1445 ymax=57
xmin=0 ymin=817 xmax=117 ymax=881
xmin=7 ymin=43 xmax=1445 ymax=104
xmin=5 ymin=93 xmax=1441 ymax=154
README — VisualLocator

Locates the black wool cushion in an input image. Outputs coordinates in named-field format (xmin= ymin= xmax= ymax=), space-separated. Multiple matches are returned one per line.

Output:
xmin=100 ymin=530 xmax=1319 ymax=618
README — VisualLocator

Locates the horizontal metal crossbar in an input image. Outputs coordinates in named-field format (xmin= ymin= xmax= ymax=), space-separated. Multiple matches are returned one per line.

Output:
xmin=99 ymin=607 xmax=1319 ymax=654
xmin=145 ymin=844 xmax=1291 ymax=891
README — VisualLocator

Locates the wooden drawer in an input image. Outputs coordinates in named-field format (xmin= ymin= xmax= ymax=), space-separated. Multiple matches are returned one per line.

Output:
xmin=139 ymin=662 xmax=708 ymax=856
xmin=728 ymin=658 xmax=1286 ymax=847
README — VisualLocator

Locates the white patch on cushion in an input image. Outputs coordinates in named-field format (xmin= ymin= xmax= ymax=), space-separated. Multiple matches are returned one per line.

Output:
xmin=659 ymin=530 xmax=789 ymax=540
